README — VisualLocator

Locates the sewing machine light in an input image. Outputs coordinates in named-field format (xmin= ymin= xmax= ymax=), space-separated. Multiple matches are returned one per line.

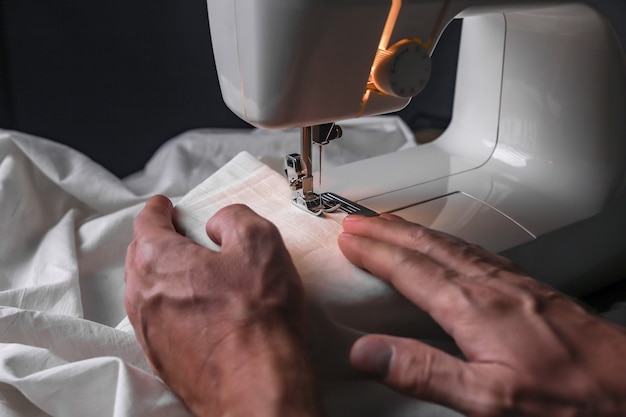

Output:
xmin=370 ymin=39 xmax=432 ymax=98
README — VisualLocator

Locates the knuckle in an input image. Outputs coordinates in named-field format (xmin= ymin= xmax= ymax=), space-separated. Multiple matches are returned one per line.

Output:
xmin=479 ymin=397 xmax=513 ymax=417
xmin=432 ymin=281 xmax=476 ymax=318
xmin=484 ymin=387 xmax=515 ymax=417
xmin=517 ymin=290 xmax=543 ymax=314
xmin=460 ymin=246 xmax=486 ymax=267
xmin=127 ymin=238 xmax=163 ymax=276
xmin=245 ymin=218 xmax=279 ymax=238
xmin=464 ymin=278 xmax=543 ymax=317
xmin=466 ymin=370 xmax=520 ymax=417
xmin=237 ymin=220 xmax=281 ymax=249
xmin=406 ymin=224 xmax=433 ymax=250
xmin=401 ymin=350 xmax=437 ymax=398
xmin=216 ymin=205 xmax=281 ymax=242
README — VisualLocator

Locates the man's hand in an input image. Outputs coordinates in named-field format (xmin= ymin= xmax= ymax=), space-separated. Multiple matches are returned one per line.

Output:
xmin=338 ymin=214 xmax=626 ymax=417
xmin=125 ymin=196 xmax=324 ymax=417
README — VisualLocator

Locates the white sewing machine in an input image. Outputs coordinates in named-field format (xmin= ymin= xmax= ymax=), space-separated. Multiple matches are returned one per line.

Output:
xmin=206 ymin=0 xmax=626 ymax=297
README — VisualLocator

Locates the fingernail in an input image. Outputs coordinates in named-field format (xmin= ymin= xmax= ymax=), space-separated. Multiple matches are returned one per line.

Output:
xmin=351 ymin=339 xmax=393 ymax=379
xmin=379 ymin=213 xmax=405 ymax=222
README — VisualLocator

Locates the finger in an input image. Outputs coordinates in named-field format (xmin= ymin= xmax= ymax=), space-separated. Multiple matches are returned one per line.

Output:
xmin=338 ymin=232 xmax=463 ymax=317
xmin=126 ymin=197 xmax=170 ymax=308
xmin=379 ymin=213 xmax=523 ymax=274
xmin=128 ymin=196 xmax=209 ymax=291
xmin=343 ymin=214 xmax=466 ymax=255
xmin=343 ymin=215 xmax=520 ymax=277
xmin=133 ymin=195 xmax=177 ymax=240
xmin=379 ymin=213 xmax=408 ymax=222
xmin=351 ymin=335 xmax=503 ymax=416
xmin=130 ymin=195 xmax=196 ymax=270
xmin=343 ymin=213 xmax=458 ymax=245
xmin=205 ymin=204 xmax=282 ymax=252
xmin=205 ymin=204 xmax=253 ymax=246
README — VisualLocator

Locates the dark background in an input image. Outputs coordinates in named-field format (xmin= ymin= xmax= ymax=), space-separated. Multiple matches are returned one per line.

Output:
xmin=0 ymin=0 xmax=461 ymax=177
xmin=1 ymin=1 xmax=624 ymax=177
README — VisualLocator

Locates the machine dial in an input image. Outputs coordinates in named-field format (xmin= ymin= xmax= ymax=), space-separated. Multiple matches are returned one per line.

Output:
xmin=371 ymin=39 xmax=432 ymax=98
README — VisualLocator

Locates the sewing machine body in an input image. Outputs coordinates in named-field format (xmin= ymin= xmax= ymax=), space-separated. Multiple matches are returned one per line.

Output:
xmin=207 ymin=1 xmax=626 ymax=295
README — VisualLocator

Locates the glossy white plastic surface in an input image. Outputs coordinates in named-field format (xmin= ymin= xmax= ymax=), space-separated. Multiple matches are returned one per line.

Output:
xmin=205 ymin=0 xmax=575 ymax=129
xmin=341 ymin=5 xmax=626 ymax=233
xmin=206 ymin=0 xmax=407 ymax=128
xmin=207 ymin=1 xmax=626 ymax=293
xmin=322 ymin=13 xmax=506 ymax=200
xmin=206 ymin=0 xmax=503 ymax=128
xmin=323 ymin=4 xmax=626 ymax=291
xmin=393 ymin=193 xmax=534 ymax=253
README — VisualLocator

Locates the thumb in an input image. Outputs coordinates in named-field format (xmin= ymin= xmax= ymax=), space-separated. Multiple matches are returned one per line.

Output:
xmin=205 ymin=204 xmax=260 ymax=247
xmin=350 ymin=335 xmax=489 ymax=414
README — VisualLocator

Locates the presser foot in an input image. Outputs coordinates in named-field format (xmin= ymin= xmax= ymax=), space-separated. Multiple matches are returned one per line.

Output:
xmin=292 ymin=191 xmax=378 ymax=217
xmin=285 ymin=123 xmax=377 ymax=217
xmin=291 ymin=192 xmax=337 ymax=216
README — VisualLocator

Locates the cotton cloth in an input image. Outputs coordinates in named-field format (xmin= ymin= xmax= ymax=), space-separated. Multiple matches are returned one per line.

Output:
xmin=175 ymin=151 xmax=443 ymax=338
xmin=0 ymin=118 xmax=463 ymax=416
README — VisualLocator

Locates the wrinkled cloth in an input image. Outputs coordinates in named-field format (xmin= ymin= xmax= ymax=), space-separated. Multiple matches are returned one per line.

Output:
xmin=1 ymin=118 xmax=463 ymax=416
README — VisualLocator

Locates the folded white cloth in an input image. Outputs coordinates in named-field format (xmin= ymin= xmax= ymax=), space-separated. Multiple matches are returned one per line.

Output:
xmin=175 ymin=152 xmax=443 ymax=339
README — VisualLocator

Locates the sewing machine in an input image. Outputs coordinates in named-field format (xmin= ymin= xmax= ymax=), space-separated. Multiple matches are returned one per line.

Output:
xmin=206 ymin=0 xmax=626 ymax=297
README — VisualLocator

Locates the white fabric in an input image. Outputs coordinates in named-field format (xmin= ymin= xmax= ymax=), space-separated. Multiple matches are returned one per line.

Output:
xmin=0 ymin=118 xmax=461 ymax=417
xmin=175 ymin=152 xmax=442 ymax=338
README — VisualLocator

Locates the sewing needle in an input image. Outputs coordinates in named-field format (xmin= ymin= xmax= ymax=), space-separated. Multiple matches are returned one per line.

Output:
xmin=318 ymin=143 xmax=323 ymax=190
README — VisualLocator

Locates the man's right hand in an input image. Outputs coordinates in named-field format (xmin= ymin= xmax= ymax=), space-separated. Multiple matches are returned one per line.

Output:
xmin=339 ymin=213 xmax=626 ymax=417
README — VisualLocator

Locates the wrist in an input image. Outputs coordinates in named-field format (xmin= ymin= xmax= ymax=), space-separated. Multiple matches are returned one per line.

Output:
xmin=184 ymin=320 xmax=324 ymax=417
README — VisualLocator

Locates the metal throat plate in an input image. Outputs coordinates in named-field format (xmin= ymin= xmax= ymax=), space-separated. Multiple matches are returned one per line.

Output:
xmin=321 ymin=192 xmax=378 ymax=216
